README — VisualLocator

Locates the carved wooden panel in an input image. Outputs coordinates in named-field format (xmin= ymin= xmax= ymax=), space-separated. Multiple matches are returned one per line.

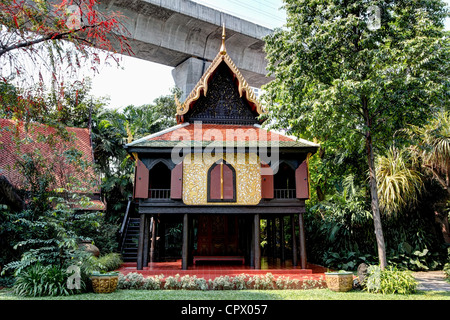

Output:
xmin=186 ymin=64 xmax=258 ymax=125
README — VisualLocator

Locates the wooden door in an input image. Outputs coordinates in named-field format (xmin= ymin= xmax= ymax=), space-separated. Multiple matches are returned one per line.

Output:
xmin=196 ymin=215 xmax=239 ymax=256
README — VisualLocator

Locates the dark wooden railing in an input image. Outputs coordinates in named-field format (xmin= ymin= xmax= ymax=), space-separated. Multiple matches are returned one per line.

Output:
xmin=149 ymin=189 xmax=171 ymax=199
xmin=119 ymin=196 xmax=133 ymax=252
xmin=274 ymin=189 xmax=296 ymax=199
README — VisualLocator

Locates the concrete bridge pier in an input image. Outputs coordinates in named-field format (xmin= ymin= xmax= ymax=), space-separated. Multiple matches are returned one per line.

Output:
xmin=172 ymin=57 xmax=211 ymax=101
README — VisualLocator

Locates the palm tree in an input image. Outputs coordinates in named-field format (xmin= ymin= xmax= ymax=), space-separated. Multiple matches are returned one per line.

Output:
xmin=376 ymin=111 xmax=450 ymax=243
xmin=376 ymin=147 xmax=424 ymax=216
xmin=407 ymin=111 xmax=450 ymax=197
xmin=406 ymin=111 xmax=450 ymax=243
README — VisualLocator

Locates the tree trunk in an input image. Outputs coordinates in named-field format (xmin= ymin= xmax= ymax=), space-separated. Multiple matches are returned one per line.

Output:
xmin=363 ymin=100 xmax=387 ymax=270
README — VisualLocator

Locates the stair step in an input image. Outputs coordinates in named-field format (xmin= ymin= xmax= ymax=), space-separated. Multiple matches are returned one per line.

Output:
xmin=120 ymin=216 xmax=143 ymax=263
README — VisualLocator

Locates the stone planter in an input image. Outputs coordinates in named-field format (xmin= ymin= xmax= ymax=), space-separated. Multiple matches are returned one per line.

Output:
xmin=90 ymin=272 xmax=119 ymax=293
xmin=325 ymin=272 xmax=354 ymax=292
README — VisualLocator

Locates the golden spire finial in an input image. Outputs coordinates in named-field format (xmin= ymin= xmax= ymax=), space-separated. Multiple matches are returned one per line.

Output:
xmin=220 ymin=23 xmax=226 ymax=55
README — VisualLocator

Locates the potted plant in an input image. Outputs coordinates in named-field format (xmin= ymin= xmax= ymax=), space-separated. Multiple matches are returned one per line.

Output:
xmin=90 ymin=271 xmax=120 ymax=293
xmin=325 ymin=270 xmax=354 ymax=292
xmin=85 ymin=253 xmax=123 ymax=294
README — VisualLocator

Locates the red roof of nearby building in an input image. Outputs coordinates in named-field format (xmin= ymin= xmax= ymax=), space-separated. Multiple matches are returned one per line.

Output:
xmin=0 ymin=119 xmax=102 ymax=198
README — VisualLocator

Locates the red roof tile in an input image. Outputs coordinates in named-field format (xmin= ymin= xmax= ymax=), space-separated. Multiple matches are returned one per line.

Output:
xmin=0 ymin=119 xmax=100 ymax=194
xmin=148 ymin=123 xmax=296 ymax=142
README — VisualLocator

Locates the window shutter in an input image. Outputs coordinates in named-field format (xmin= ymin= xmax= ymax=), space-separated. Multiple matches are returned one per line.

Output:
xmin=209 ymin=164 xmax=222 ymax=200
xmin=134 ymin=159 xmax=149 ymax=199
xmin=295 ymin=160 xmax=309 ymax=199
xmin=222 ymin=164 xmax=234 ymax=200
xmin=261 ymin=163 xmax=274 ymax=199
xmin=170 ymin=162 xmax=183 ymax=199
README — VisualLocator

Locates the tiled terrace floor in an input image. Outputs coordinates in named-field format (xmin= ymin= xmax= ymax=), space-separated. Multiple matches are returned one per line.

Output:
xmin=117 ymin=258 xmax=328 ymax=282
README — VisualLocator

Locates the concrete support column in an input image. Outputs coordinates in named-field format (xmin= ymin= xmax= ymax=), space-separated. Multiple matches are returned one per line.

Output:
xmin=172 ymin=57 xmax=210 ymax=101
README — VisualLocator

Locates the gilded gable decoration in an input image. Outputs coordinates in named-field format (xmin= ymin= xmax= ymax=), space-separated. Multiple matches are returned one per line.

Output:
xmin=176 ymin=26 xmax=264 ymax=123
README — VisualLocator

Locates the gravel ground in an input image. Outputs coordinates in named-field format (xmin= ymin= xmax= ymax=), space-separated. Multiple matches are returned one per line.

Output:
xmin=413 ymin=271 xmax=450 ymax=291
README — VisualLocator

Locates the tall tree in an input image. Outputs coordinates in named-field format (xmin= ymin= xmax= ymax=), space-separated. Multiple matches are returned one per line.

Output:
xmin=263 ymin=0 xmax=449 ymax=269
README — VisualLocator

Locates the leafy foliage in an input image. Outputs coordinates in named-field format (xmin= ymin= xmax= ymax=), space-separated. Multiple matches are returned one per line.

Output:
xmin=376 ymin=147 xmax=424 ymax=215
xmin=0 ymin=0 xmax=131 ymax=100
xmin=365 ymin=265 xmax=418 ymax=294
xmin=263 ymin=0 xmax=449 ymax=269
xmin=13 ymin=263 xmax=84 ymax=297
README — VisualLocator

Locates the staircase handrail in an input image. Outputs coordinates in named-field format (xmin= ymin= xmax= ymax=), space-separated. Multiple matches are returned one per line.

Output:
xmin=120 ymin=196 xmax=133 ymax=236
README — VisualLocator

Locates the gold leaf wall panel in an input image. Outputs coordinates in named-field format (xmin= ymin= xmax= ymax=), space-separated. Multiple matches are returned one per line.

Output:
xmin=182 ymin=153 xmax=261 ymax=205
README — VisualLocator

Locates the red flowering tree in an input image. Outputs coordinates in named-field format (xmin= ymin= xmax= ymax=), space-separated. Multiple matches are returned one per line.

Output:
xmin=0 ymin=0 xmax=132 ymax=117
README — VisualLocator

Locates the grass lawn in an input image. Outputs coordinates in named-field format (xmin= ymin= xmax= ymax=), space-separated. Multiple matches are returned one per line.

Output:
xmin=1 ymin=288 xmax=449 ymax=300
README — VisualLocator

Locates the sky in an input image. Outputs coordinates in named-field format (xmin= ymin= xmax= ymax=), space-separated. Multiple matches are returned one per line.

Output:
xmin=89 ymin=0 xmax=450 ymax=110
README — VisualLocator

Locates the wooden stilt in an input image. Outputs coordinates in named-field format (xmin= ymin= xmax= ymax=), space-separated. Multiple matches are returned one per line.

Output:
xmin=137 ymin=213 xmax=146 ymax=270
xmin=250 ymin=217 xmax=255 ymax=267
xmin=280 ymin=216 xmax=285 ymax=264
xmin=143 ymin=215 xmax=150 ymax=267
xmin=182 ymin=213 xmax=189 ymax=270
xmin=267 ymin=218 xmax=272 ymax=261
xmin=150 ymin=215 xmax=156 ymax=262
xmin=254 ymin=213 xmax=261 ymax=269
xmin=291 ymin=215 xmax=298 ymax=266
xmin=298 ymin=213 xmax=307 ymax=269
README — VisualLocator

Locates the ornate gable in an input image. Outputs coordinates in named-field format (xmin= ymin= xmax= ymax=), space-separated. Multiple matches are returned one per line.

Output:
xmin=176 ymin=25 xmax=264 ymax=124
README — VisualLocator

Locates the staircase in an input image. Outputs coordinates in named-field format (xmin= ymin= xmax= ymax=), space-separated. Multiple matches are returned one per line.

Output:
xmin=120 ymin=217 xmax=140 ymax=262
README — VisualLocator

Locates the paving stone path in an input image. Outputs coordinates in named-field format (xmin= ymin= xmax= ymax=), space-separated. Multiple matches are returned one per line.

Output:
xmin=413 ymin=271 xmax=450 ymax=291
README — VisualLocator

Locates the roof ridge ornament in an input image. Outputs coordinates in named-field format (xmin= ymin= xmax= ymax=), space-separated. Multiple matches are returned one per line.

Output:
xmin=219 ymin=23 xmax=226 ymax=55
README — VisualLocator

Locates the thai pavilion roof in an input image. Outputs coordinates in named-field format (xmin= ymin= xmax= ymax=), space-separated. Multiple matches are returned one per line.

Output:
xmin=126 ymin=123 xmax=319 ymax=150
xmin=125 ymin=25 xmax=319 ymax=153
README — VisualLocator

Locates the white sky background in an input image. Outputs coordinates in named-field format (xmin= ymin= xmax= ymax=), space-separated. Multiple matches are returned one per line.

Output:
xmin=90 ymin=0 xmax=450 ymax=110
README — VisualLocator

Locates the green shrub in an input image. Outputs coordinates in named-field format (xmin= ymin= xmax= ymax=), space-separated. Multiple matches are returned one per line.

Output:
xmin=445 ymin=262 xmax=450 ymax=279
xmin=118 ymin=273 xmax=326 ymax=291
xmin=95 ymin=253 xmax=123 ymax=271
xmin=365 ymin=265 xmax=417 ymax=294
xmin=247 ymin=273 xmax=275 ymax=290
xmin=83 ymin=252 xmax=123 ymax=273
xmin=118 ymin=272 xmax=164 ymax=290
xmin=13 ymin=264 xmax=84 ymax=297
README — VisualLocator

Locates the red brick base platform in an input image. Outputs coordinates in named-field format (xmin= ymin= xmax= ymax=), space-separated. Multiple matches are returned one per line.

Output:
xmin=117 ymin=259 xmax=328 ymax=284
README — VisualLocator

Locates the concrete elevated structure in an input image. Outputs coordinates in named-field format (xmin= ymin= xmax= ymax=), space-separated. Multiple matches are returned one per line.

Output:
xmin=99 ymin=0 xmax=274 ymax=100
